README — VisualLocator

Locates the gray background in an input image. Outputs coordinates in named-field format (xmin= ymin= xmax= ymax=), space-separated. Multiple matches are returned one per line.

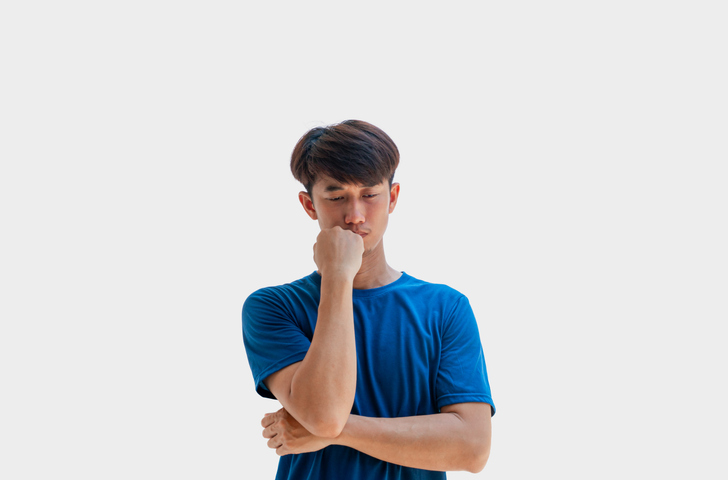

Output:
xmin=1 ymin=1 xmax=726 ymax=478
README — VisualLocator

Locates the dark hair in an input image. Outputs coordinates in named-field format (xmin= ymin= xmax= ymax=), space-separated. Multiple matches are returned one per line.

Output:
xmin=290 ymin=120 xmax=400 ymax=195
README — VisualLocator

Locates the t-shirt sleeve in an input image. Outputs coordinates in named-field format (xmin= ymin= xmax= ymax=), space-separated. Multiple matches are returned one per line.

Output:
xmin=436 ymin=294 xmax=496 ymax=416
xmin=242 ymin=288 xmax=311 ymax=399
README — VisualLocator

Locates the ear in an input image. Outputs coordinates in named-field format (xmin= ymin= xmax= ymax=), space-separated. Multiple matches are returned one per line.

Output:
xmin=298 ymin=191 xmax=317 ymax=220
xmin=388 ymin=182 xmax=400 ymax=214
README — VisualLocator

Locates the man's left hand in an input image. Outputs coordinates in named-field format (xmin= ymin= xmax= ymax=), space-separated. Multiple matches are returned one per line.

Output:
xmin=261 ymin=408 xmax=334 ymax=456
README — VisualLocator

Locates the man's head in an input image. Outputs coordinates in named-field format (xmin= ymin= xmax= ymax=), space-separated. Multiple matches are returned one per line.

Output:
xmin=291 ymin=120 xmax=401 ymax=255
xmin=290 ymin=120 xmax=399 ymax=197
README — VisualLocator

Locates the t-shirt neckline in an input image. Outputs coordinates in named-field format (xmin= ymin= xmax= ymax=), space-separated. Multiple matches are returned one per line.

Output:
xmin=309 ymin=271 xmax=410 ymax=298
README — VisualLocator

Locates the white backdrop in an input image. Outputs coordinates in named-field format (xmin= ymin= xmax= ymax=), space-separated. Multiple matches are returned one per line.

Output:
xmin=1 ymin=1 xmax=726 ymax=479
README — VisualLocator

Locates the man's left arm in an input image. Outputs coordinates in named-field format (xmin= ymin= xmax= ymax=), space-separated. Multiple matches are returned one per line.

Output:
xmin=262 ymin=402 xmax=492 ymax=473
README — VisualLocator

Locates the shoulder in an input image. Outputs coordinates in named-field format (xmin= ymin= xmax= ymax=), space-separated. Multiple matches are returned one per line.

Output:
xmin=245 ymin=272 xmax=319 ymax=301
xmin=395 ymin=273 xmax=474 ymax=324
xmin=398 ymin=272 xmax=468 ymax=304
xmin=242 ymin=272 xmax=320 ymax=317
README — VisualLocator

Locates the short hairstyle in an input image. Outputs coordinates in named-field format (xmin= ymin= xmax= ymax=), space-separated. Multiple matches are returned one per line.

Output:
xmin=290 ymin=120 xmax=400 ymax=195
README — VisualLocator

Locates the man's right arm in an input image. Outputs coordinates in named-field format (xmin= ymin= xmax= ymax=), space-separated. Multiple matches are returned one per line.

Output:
xmin=264 ymin=227 xmax=362 ymax=438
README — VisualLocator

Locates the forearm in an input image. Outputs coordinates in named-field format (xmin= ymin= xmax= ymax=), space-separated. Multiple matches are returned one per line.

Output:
xmin=333 ymin=409 xmax=491 ymax=473
xmin=287 ymin=275 xmax=357 ymax=436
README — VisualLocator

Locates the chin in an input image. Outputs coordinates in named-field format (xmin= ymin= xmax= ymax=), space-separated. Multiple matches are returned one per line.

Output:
xmin=363 ymin=237 xmax=382 ymax=255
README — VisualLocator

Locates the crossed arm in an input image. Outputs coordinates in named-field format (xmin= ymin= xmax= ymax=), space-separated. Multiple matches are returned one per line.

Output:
xmin=261 ymin=400 xmax=492 ymax=473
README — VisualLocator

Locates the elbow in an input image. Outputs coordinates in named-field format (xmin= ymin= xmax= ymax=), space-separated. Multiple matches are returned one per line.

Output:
xmin=466 ymin=450 xmax=490 ymax=473
xmin=464 ymin=439 xmax=491 ymax=473
xmin=286 ymin=391 xmax=353 ymax=438
xmin=304 ymin=413 xmax=348 ymax=439
xmin=308 ymin=419 xmax=346 ymax=439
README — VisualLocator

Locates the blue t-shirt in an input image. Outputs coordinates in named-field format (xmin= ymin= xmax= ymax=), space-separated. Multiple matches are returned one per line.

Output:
xmin=242 ymin=271 xmax=495 ymax=480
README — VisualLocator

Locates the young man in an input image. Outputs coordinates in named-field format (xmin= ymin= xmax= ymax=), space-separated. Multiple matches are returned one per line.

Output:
xmin=242 ymin=120 xmax=495 ymax=479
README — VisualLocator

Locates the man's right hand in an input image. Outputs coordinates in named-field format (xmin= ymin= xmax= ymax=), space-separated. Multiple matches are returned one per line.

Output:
xmin=314 ymin=226 xmax=364 ymax=280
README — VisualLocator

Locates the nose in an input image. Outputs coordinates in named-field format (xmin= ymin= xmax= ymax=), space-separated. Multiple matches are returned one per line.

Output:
xmin=344 ymin=200 xmax=365 ymax=225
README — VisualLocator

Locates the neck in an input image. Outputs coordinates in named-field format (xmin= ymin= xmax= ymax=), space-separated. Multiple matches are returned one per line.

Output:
xmin=352 ymin=240 xmax=401 ymax=290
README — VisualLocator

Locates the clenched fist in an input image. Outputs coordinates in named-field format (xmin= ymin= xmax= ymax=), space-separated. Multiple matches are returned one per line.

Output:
xmin=314 ymin=226 xmax=364 ymax=281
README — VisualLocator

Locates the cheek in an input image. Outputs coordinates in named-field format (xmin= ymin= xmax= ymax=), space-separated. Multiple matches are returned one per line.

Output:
xmin=314 ymin=207 xmax=338 ymax=225
xmin=369 ymin=207 xmax=390 ymax=228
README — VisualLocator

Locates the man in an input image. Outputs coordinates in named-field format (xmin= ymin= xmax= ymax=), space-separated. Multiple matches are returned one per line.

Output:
xmin=242 ymin=120 xmax=495 ymax=479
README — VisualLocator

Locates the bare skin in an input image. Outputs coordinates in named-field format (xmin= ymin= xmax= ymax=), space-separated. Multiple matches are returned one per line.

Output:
xmin=262 ymin=176 xmax=492 ymax=471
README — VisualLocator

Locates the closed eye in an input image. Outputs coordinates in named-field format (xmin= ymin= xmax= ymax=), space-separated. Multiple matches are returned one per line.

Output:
xmin=326 ymin=194 xmax=378 ymax=202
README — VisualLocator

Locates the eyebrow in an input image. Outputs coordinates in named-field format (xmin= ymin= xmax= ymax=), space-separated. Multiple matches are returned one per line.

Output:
xmin=323 ymin=182 xmax=381 ymax=192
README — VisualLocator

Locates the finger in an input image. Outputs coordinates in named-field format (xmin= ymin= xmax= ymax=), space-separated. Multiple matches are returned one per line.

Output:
xmin=261 ymin=413 xmax=276 ymax=428
xmin=267 ymin=436 xmax=282 ymax=450
xmin=262 ymin=424 xmax=276 ymax=439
